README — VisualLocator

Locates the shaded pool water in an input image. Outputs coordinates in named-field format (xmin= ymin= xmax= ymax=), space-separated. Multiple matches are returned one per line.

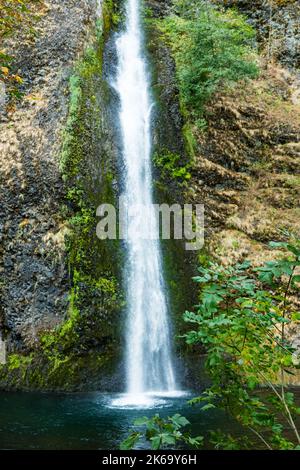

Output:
xmin=0 ymin=391 xmax=238 ymax=450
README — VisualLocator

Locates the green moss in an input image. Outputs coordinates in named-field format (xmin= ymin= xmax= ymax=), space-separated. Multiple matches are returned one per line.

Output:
xmin=154 ymin=149 xmax=191 ymax=184
xmin=102 ymin=0 xmax=123 ymax=35
xmin=60 ymin=47 xmax=102 ymax=180
xmin=6 ymin=354 xmax=32 ymax=372
xmin=36 ymin=24 xmax=122 ymax=387
xmin=182 ymin=122 xmax=197 ymax=160
xmin=197 ymin=248 xmax=213 ymax=268
xmin=282 ymin=175 xmax=300 ymax=189
xmin=0 ymin=348 xmax=116 ymax=391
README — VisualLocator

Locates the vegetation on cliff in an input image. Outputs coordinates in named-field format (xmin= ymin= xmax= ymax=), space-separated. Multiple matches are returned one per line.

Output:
xmin=146 ymin=0 xmax=259 ymax=188
xmin=159 ymin=0 xmax=259 ymax=123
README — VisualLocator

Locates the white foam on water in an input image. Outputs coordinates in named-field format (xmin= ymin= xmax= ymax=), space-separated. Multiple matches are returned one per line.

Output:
xmin=109 ymin=391 xmax=189 ymax=410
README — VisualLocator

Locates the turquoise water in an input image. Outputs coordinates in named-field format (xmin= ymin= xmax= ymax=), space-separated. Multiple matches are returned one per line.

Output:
xmin=0 ymin=391 xmax=237 ymax=450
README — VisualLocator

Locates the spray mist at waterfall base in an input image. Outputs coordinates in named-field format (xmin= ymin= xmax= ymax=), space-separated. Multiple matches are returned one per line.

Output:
xmin=109 ymin=391 xmax=189 ymax=409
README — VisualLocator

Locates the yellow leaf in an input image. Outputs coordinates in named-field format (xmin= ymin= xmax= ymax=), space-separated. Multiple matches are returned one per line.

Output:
xmin=1 ymin=66 xmax=9 ymax=75
xmin=13 ymin=75 xmax=23 ymax=84
xmin=19 ymin=219 xmax=30 ymax=228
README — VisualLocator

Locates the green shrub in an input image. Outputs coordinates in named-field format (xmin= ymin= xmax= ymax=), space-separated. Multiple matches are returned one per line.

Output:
xmin=123 ymin=240 xmax=300 ymax=450
xmin=154 ymin=149 xmax=191 ymax=183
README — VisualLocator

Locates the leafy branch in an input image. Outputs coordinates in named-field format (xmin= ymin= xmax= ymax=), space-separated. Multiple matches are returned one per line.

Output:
xmin=122 ymin=239 xmax=300 ymax=450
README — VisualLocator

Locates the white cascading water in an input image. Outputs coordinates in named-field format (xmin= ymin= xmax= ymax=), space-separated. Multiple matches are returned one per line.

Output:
xmin=113 ymin=0 xmax=176 ymax=405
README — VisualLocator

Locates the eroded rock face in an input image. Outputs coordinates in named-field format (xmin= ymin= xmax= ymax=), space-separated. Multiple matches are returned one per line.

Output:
xmin=0 ymin=0 xmax=99 ymax=350
xmin=190 ymin=63 xmax=300 ymax=256
xmin=213 ymin=0 xmax=300 ymax=69
xmin=146 ymin=0 xmax=173 ymax=17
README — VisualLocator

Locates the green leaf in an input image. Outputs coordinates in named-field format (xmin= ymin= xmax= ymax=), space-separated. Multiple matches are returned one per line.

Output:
xmin=170 ymin=414 xmax=190 ymax=428
xmin=120 ymin=432 xmax=141 ymax=450
xmin=193 ymin=274 xmax=211 ymax=283
xmin=201 ymin=403 xmax=216 ymax=411
xmin=247 ymin=376 xmax=258 ymax=390
xmin=188 ymin=436 xmax=204 ymax=448
xmin=161 ymin=433 xmax=176 ymax=445
xmin=257 ymin=270 xmax=274 ymax=285
xmin=151 ymin=436 xmax=161 ymax=450
xmin=269 ymin=241 xmax=288 ymax=249
xmin=287 ymin=244 xmax=300 ymax=257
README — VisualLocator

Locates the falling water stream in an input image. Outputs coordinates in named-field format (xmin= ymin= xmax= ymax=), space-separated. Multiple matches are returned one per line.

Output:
xmin=111 ymin=0 xmax=178 ymax=407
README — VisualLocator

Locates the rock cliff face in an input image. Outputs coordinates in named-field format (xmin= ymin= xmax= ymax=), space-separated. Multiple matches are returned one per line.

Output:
xmin=0 ymin=0 xmax=100 ymax=349
xmin=0 ymin=0 xmax=124 ymax=391
xmin=213 ymin=0 xmax=300 ymax=68
xmin=145 ymin=0 xmax=300 ymax=265
xmin=190 ymin=65 xmax=300 ymax=263
xmin=187 ymin=1 xmax=300 ymax=293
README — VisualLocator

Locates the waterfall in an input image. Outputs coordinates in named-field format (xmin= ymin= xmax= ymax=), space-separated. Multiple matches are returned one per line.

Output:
xmin=114 ymin=0 xmax=176 ymax=404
